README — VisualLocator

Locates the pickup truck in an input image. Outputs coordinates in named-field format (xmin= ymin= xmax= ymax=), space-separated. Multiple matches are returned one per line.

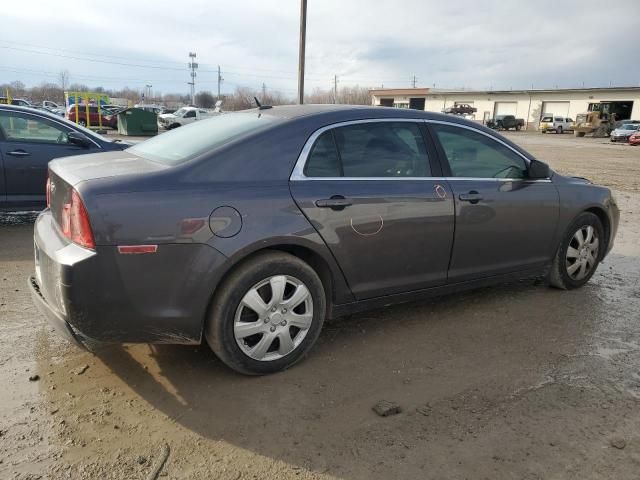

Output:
xmin=487 ymin=115 xmax=525 ymax=131
xmin=157 ymin=107 xmax=216 ymax=130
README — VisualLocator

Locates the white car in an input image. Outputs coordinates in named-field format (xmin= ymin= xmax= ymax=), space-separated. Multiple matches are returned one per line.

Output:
xmin=157 ymin=107 xmax=216 ymax=129
xmin=540 ymin=115 xmax=574 ymax=134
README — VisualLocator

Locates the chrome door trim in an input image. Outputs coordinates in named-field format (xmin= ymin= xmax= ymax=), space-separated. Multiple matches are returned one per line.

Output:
xmin=290 ymin=117 xmax=551 ymax=182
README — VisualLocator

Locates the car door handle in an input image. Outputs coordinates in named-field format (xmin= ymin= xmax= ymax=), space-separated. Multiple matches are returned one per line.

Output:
xmin=315 ymin=196 xmax=352 ymax=210
xmin=458 ymin=191 xmax=483 ymax=204
xmin=7 ymin=150 xmax=31 ymax=157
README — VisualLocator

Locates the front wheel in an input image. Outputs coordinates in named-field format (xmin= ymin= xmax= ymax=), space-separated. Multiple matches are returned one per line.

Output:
xmin=205 ymin=251 xmax=326 ymax=375
xmin=557 ymin=126 xmax=563 ymax=134
xmin=549 ymin=212 xmax=604 ymax=290
xmin=77 ymin=119 xmax=87 ymax=127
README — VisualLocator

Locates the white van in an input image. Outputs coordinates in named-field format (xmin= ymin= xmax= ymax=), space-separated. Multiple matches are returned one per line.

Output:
xmin=540 ymin=115 xmax=574 ymax=134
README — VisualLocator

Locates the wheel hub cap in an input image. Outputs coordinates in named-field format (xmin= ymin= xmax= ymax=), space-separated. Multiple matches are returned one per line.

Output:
xmin=565 ymin=225 xmax=599 ymax=281
xmin=234 ymin=275 xmax=313 ymax=362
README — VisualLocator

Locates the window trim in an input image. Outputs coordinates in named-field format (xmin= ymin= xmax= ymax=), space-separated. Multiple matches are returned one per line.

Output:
xmin=291 ymin=118 xmax=550 ymax=182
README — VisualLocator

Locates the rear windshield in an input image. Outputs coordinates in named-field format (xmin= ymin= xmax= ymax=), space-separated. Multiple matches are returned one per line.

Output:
xmin=127 ymin=112 xmax=278 ymax=166
xmin=540 ymin=116 xmax=552 ymax=122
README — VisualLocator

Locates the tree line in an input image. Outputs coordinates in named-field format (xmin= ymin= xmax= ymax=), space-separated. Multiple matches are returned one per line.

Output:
xmin=1 ymin=79 xmax=373 ymax=111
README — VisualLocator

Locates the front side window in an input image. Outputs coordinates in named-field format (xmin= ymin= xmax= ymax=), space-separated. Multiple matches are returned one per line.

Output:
xmin=304 ymin=122 xmax=431 ymax=178
xmin=0 ymin=112 xmax=69 ymax=144
xmin=432 ymin=124 xmax=527 ymax=179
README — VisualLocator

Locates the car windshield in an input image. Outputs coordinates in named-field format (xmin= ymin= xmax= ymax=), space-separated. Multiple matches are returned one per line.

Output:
xmin=174 ymin=108 xmax=190 ymax=117
xmin=541 ymin=116 xmax=553 ymax=122
xmin=127 ymin=112 xmax=279 ymax=166
xmin=621 ymin=124 xmax=639 ymax=130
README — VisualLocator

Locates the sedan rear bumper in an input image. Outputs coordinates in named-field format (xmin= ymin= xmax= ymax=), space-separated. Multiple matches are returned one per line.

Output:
xmin=30 ymin=210 xmax=228 ymax=346
xmin=28 ymin=276 xmax=87 ymax=349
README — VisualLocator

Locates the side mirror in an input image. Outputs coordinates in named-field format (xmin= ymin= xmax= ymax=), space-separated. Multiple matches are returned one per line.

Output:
xmin=528 ymin=159 xmax=550 ymax=179
xmin=68 ymin=131 xmax=91 ymax=148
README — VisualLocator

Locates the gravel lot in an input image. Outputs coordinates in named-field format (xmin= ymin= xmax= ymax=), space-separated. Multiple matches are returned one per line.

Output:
xmin=1 ymin=132 xmax=639 ymax=479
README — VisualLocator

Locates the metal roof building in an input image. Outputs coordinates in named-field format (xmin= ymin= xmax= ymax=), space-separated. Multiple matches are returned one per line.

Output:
xmin=369 ymin=87 xmax=640 ymax=128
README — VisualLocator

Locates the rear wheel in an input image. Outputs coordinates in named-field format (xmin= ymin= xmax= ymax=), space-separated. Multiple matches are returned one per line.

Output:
xmin=549 ymin=212 xmax=604 ymax=290
xmin=557 ymin=126 xmax=563 ymax=134
xmin=77 ymin=119 xmax=87 ymax=127
xmin=205 ymin=251 xmax=326 ymax=375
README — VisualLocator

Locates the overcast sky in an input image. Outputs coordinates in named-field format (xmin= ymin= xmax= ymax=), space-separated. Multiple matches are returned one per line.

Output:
xmin=1 ymin=0 xmax=639 ymax=97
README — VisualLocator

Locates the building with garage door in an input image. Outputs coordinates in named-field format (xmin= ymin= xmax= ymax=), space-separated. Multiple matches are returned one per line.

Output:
xmin=369 ymin=87 xmax=640 ymax=129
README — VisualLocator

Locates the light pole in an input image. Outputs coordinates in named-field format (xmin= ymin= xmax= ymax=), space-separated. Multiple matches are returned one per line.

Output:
xmin=145 ymin=84 xmax=152 ymax=103
xmin=297 ymin=0 xmax=307 ymax=104
xmin=188 ymin=52 xmax=198 ymax=105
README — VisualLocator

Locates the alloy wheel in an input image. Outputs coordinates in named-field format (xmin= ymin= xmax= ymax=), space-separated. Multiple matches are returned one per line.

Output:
xmin=234 ymin=275 xmax=313 ymax=361
xmin=565 ymin=225 xmax=599 ymax=280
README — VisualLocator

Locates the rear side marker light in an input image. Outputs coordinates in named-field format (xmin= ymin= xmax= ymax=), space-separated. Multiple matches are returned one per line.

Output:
xmin=117 ymin=245 xmax=158 ymax=255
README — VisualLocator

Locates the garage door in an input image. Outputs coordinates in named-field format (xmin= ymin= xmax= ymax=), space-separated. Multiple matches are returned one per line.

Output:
xmin=494 ymin=102 xmax=517 ymax=117
xmin=541 ymin=101 xmax=570 ymax=118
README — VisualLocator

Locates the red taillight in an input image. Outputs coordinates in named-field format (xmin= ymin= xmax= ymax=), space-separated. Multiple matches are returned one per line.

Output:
xmin=60 ymin=189 xmax=95 ymax=249
xmin=45 ymin=175 xmax=51 ymax=209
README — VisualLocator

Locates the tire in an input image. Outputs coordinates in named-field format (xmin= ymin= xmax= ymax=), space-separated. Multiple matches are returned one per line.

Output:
xmin=557 ymin=126 xmax=563 ymax=134
xmin=548 ymin=212 xmax=604 ymax=290
xmin=575 ymin=131 xmax=586 ymax=137
xmin=516 ymin=124 xmax=521 ymax=131
xmin=78 ymin=119 xmax=87 ymax=127
xmin=205 ymin=251 xmax=326 ymax=375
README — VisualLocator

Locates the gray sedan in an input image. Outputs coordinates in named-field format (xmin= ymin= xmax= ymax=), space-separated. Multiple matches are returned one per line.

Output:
xmin=29 ymin=105 xmax=619 ymax=375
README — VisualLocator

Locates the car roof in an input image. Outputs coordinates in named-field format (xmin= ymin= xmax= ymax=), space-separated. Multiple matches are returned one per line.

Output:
xmin=252 ymin=103 xmax=479 ymax=124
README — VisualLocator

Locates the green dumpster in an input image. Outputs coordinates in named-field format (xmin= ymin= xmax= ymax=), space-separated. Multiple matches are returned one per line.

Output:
xmin=117 ymin=108 xmax=158 ymax=136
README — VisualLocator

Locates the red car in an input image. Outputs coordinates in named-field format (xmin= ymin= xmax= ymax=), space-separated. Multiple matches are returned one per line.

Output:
xmin=629 ymin=131 xmax=640 ymax=146
xmin=66 ymin=105 xmax=117 ymax=129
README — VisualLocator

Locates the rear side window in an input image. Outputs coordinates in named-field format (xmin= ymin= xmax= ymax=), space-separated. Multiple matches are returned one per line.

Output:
xmin=127 ymin=112 xmax=278 ymax=165
xmin=432 ymin=124 xmax=527 ymax=179
xmin=304 ymin=122 xmax=431 ymax=178
xmin=304 ymin=131 xmax=341 ymax=177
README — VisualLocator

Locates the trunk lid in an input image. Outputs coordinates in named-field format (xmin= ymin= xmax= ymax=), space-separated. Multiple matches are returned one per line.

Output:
xmin=48 ymin=151 xmax=168 ymax=187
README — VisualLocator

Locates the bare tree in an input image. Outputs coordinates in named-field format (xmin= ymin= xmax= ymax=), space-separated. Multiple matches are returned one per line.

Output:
xmin=195 ymin=91 xmax=216 ymax=108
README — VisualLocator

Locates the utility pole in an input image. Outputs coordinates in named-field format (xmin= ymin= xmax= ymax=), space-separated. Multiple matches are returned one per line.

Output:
xmin=217 ymin=65 xmax=223 ymax=99
xmin=333 ymin=75 xmax=338 ymax=104
xmin=262 ymin=82 xmax=267 ymax=99
xmin=412 ymin=75 xmax=417 ymax=88
xmin=297 ymin=0 xmax=307 ymax=104
xmin=188 ymin=52 xmax=198 ymax=105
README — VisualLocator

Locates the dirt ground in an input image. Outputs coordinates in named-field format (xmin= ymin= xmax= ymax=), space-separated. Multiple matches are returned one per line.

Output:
xmin=1 ymin=132 xmax=639 ymax=480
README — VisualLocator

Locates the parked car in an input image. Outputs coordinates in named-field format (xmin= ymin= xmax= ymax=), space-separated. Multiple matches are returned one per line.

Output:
xmin=0 ymin=97 xmax=33 ymax=107
xmin=29 ymin=105 xmax=619 ymax=375
xmin=487 ymin=115 xmax=525 ymax=131
xmin=0 ymin=105 xmax=128 ymax=211
xmin=134 ymin=104 xmax=165 ymax=115
xmin=157 ymin=106 xmax=216 ymax=129
xmin=539 ymin=115 xmax=574 ymax=134
xmin=66 ymin=105 xmax=118 ymax=129
xmin=609 ymin=123 xmax=640 ymax=142
xmin=629 ymin=131 xmax=640 ymax=146
xmin=442 ymin=103 xmax=477 ymax=115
